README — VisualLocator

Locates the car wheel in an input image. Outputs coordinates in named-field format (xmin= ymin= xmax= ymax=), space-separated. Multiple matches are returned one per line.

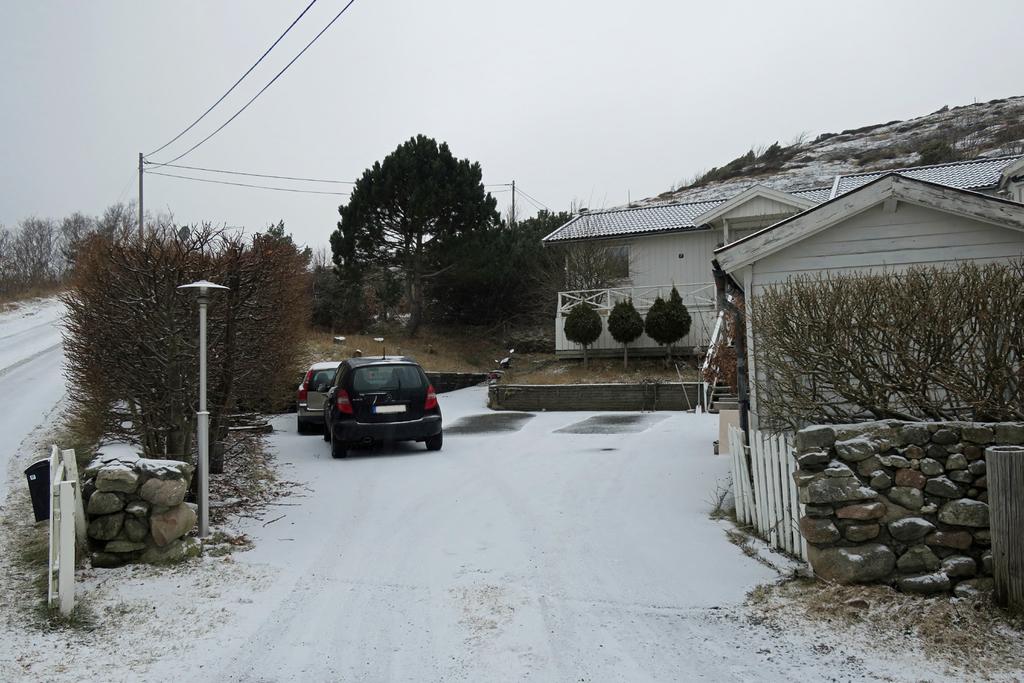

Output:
xmin=296 ymin=418 xmax=309 ymax=434
xmin=330 ymin=429 xmax=348 ymax=459
xmin=322 ymin=420 xmax=331 ymax=442
xmin=425 ymin=432 xmax=443 ymax=452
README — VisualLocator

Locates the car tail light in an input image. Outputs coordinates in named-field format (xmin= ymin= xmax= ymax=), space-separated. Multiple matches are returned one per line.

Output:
xmin=298 ymin=370 xmax=313 ymax=402
xmin=424 ymin=385 xmax=438 ymax=410
xmin=336 ymin=389 xmax=353 ymax=414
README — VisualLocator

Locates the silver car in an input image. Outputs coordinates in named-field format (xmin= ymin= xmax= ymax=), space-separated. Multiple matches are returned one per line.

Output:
xmin=296 ymin=361 xmax=341 ymax=434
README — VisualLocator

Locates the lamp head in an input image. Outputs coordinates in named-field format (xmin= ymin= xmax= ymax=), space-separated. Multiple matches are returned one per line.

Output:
xmin=178 ymin=278 xmax=230 ymax=296
xmin=177 ymin=279 xmax=229 ymax=295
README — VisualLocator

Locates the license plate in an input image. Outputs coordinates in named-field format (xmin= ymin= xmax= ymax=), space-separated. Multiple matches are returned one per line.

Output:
xmin=373 ymin=404 xmax=406 ymax=414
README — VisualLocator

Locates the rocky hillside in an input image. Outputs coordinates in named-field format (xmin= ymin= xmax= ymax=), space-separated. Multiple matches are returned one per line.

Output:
xmin=644 ymin=96 xmax=1024 ymax=206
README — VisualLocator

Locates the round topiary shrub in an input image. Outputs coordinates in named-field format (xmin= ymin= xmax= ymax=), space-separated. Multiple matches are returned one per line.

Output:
xmin=608 ymin=298 xmax=644 ymax=369
xmin=644 ymin=286 xmax=691 ymax=365
xmin=564 ymin=303 xmax=603 ymax=368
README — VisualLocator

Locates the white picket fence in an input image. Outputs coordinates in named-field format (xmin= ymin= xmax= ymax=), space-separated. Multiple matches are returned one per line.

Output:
xmin=48 ymin=445 xmax=84 ymax=616
xmin=727 ymin=425 xmax=808 ymax=560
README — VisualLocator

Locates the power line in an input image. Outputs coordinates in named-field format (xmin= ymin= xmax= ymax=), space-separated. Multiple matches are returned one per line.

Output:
xmin=147 ymin=0 xmax=359 ymax=167
xmin=146 ymin=0 xmax=319 ymax=158
xmin=517 ymin=193 xmax=545 ymax=212
xmin=146 ymin=170 xmax=349 ymax=196
xmin=143 ymin=160 xmax=354 ymax=184
xmin=114 ymin=166 xmax=140 ymax=204
xmin=515 ymin=185 xmax=551 ymax=211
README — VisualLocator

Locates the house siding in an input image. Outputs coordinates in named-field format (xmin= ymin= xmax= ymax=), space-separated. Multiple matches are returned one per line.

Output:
xmin=554 ymin=230 xmax=720 ymax=357
xmin=750 ymin=202 xmax=1024 ymax=291
xmin=616 ymin=230 xmax=719 ymax=288
xmin=722 ymin=195 xmax=803 ymax=222
xmin=745 ymin=202 xmax=1024 ymax=430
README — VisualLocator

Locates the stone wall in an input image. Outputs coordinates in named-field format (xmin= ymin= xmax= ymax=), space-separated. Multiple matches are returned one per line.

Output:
xmin=794 ymin=420 xmax=1024 ymax=596
xmin=82 ymin=450 xmax=201 ymax=568
xmin=488 ymin=382 xmax=702 ymax=412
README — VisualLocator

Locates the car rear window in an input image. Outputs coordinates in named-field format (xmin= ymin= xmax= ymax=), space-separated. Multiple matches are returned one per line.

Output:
xmin=310 ymin=369 xmax=336 ymax=389
xmin=352 ymin=365 xmax=425 ymax=393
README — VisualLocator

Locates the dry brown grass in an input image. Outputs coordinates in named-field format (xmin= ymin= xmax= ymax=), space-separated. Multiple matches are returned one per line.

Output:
xmin=748 ymin=578 xmax=1024 ymax=677
xmin=0 ymin=285 xmax=65 ymax=309
xmin=504 ymin=356 xmax=698 ymax=384
xmin=302 ymin=326 xmax=699 ymax=384
xmin=302 ymin=327 xmax=505 ymax=373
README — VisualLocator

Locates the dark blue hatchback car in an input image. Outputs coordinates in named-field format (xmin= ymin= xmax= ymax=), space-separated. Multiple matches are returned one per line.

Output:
xmin=323 ymin=356 xmax=442 ymax=459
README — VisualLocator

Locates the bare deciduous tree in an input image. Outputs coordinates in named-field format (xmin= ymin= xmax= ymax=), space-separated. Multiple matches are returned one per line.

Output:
xmin=550 ymin=241 xmax=633 ymax=292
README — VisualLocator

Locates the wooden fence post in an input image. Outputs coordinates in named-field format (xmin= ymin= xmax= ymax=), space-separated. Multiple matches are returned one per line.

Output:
xmin=986 ymin=445 xmax=1024 ymax=612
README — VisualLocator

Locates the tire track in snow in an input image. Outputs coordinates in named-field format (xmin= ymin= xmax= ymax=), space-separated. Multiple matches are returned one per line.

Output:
xmin=217 ymin=445 xmax=490 ymax=681
xmin=0 ymin=318 xmax=58 ymax=343
xmin=0 ymin=341 xmax=62 ymax=378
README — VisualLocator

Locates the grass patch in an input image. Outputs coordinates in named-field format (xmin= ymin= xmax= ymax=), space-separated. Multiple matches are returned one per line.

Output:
xmin=203 ymin=530 xmax=254 ymax=557
xmin=707 ymin=478 xmax=733 ymax=521
xmin=0 ymin=285 xmax=65 ymax=308
xmin=32 ymin=596 xmax=99 ymax=632
xmin=724 ymin=528 xmax=775 ymax=570
xmin=301 ymin=325 xmax=699 ymax=385
xmin=747 ymin=578 xmax=1024 ymax=676
xmin=209 ymin=429 xmax=302 ymax=532
xmin=302 ymin=325 xmax=507 ymax=374
xmin=0 ymin=406 xmax=104 ymax=628
xmin=2 ymin=485 xmax=98 ymax=631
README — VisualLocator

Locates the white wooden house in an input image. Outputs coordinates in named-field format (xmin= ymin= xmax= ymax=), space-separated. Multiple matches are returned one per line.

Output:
xmin=543 ymin=154 xmax=1024 ymax=359
xmin=714 ymin=168 xmax=1024 ymax=431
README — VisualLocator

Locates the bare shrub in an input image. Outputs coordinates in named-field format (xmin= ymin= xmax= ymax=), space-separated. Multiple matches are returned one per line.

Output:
xmin=63 ymin=223 xmax=310 ymax=460
xmin=751 ymin=261 xmax=1024 ymax=432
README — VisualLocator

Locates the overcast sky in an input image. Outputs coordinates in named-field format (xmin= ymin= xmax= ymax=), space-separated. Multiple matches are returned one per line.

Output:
xmin=2 ymin=0 xmax=1023 ymax=250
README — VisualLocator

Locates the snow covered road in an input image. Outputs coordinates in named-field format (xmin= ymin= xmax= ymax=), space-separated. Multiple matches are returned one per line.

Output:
xmin=0 ymin=357 xmax=972 ymax=681
xmin=0 ymin=298 xmax=65 ymax=505
xmin=174 ymin=387 xmax=785 ymax=681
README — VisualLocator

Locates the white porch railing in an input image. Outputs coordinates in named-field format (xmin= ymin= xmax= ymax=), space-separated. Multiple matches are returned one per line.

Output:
xmin=557 ymin=282 xmax=716 ymax=316
xmin=727 ymin=425 xmax=807 ymax=561
xmin=48 ymin=445 xmax=84 ymax=616
xmin=555 ymin=283 xmax=718 ymax=355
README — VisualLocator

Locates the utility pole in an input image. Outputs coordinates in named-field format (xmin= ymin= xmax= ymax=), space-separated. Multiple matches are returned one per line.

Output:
xmin=138 ymin=152 xmax=144 ymax=239
xmin=511 ymin=180 xmax=516 ymax=227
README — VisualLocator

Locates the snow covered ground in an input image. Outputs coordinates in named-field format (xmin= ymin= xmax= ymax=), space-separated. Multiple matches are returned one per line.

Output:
xmin=0 ymin=302 xmax=996 ymax=681
xmin=0 ymin=297 xmax=65 ymax=505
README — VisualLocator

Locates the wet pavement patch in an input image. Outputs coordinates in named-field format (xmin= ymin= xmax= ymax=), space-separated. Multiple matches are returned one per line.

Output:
xmin=555 ymin=413 xmax=669 ymax=434
xmin=446 ymin=412 xmax=535 ymax=435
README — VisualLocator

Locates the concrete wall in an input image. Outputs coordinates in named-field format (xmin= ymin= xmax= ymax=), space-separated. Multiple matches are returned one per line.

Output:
xmin=488 ymin=382 xmax=702 ymax=412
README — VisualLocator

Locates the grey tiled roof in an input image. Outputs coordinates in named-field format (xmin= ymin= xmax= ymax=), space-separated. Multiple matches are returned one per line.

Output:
xmin=544 ymin=155 xmax=1022 ymax=242
xmin=791 ymin=187 xmax=833 ymax=203
xmin=833 ymin=155 xmax=1022 ymax=197
xmin=542 ymin=199 xmax=724 ymax=242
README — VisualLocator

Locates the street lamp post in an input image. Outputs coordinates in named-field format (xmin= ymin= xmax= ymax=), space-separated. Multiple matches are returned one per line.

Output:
xmin=178 ymin=279 xmax=228 ymax=538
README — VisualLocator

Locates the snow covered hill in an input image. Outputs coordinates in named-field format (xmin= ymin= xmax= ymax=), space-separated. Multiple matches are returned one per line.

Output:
xmin=641 ymin=95 xmax=1024 ymax=206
